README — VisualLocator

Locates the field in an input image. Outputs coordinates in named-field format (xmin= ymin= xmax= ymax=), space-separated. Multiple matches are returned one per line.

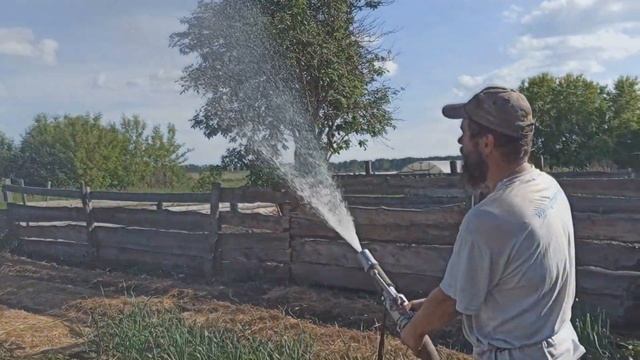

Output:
xmin=0 ymin=253 xmax=470 ymax=359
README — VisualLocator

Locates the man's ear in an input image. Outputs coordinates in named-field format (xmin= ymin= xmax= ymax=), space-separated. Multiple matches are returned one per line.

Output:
xmin=480 ymin=134 xmax=495 ymax=156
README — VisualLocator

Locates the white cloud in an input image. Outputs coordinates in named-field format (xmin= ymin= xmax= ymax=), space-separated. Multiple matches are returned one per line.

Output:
xmin=381 ymin=60 xmax=398 ymax=76
xmin=0 ymin=27 xmax=59 ymax=65
xmin=93 ymin=73 xmax=108 ymax=89
xmin=502 ymin=5 xmax=524 ymax=23
xmin=458 ymin=1 xmax=640 ymax=95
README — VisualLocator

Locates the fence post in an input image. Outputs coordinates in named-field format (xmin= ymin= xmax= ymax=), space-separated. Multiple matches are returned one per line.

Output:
xmin=449 ymin=160 xmax=458 ymax=175
xmin=45 ymin=181 xmax=51 ymax=203
xmin=3 ymin=179 xmax=12 ymax=203
xmin=364 ymin=160 xmax=373 ymax=175
xmin=19 ymin=179 xmax=27 ymax=206
xmin=156 ymin=201 xmax=164 ymax=210
xmin=81 ymin=182 xmax=97 ymax=266
xmin=207 ymin=182 xmax=222 ymax=279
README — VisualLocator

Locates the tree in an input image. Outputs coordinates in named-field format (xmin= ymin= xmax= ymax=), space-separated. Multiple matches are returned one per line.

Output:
xmin=0 ymin=131 xmax=16 ymax=179
xmin=608 ymin=76 xmax=640 ymax=170
xmin=170 ymin=0 xmax=399 ymax=162
xmin=519 ymin=73 xmax=611 ymax=169
xmin=15 ymin=114 xmax=192 ymax=189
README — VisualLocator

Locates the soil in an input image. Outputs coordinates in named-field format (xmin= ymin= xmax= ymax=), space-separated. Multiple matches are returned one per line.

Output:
xmin=0 ymin=252 xmax=471 ymax=359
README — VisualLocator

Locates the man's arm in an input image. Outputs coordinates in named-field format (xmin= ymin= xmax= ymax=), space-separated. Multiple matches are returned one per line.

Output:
xmin=400 ymin=286 xmax=458 ymax=354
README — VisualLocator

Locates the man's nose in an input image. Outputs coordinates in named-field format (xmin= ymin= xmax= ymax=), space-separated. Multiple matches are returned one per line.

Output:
xmin=457 ymin=136 xmax=463 ymax=145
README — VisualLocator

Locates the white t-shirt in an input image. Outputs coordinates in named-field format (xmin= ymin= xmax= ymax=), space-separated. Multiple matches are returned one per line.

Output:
xmin=440 ymin=166 xmax=585 ymax=359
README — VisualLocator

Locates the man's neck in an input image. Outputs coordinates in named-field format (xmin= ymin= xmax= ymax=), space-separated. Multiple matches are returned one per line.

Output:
xmin=485 ymin=161 xmax=531 ymax=192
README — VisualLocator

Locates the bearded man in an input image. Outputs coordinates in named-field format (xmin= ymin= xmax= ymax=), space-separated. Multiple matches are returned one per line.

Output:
xmin=401 ymin=87 xmax=585 ymax=359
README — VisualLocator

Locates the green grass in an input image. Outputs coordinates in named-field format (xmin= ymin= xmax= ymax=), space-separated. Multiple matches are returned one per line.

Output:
xmin=88 ymin=303 xmax=315 ymax=360
xmin=573 ymin=307 xmax=640 ymax=359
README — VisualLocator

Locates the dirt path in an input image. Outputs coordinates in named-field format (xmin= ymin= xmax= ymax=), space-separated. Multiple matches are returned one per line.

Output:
xmin=0 ymin=253 xmax=470 ymax=359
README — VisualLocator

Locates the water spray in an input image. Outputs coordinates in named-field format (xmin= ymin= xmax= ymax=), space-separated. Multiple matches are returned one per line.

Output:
xmin=357 ymin=249 xmax=440 ymax=360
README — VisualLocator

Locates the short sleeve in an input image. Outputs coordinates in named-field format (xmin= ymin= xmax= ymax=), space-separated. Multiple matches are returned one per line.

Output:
xmin=440 ymin=209 xmax=502 ymax=315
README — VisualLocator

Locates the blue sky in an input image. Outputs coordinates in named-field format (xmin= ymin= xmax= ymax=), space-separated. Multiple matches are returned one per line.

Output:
xmin=1 ymin=0 xmax=639 ymax=164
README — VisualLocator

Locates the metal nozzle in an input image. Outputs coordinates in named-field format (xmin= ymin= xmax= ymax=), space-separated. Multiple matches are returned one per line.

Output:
xmin=358 ymin=249 xmax=378 ymax=273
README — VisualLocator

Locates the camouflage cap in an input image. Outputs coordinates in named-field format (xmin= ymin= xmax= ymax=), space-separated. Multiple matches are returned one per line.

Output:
xmin=442 ymin=86 xmax=534 ymax=137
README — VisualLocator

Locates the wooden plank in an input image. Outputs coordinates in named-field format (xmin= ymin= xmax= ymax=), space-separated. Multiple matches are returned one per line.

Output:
xmin=218 ymin=233 xmax=290 ymax=263
xmin=94 ymin=226 xmax=209 ymax=257
xmin=90 ymin=191 xmax=210 ymax=203
xmin=292 ymin=239 xmax=452 ymax=277
xmin=350 ymin=205 xmax=465 ymax=226
xmin=7 ymin=203 xmax=86 ymax=223
xmin=219 ymin=212 xmax=289 ymax=232
xmin=219 ymin=187 xmax=296 ymax=204
xmin=16 ymin=224 xmax=88 ymax=243
xmin=558 ymin=178 xmax=640 ymax=197
xmin=576 ymin=266 xmax=640 ymax=297
xmin=291 ymin=262 xmax=441 ymax=298
xmin=2 ymin=184 xmax=82 ymax=199
xmin=344 ymin=194 xmax=468 ymax=208
xmin=221 ymin=260 xmax=289 ymax=282
xmin=99 ymin=246 xmax=208 ymax=274
xmin=291 ymin=213 xmax=460 ymax=245
xmin=18 ymin=238 xmax=92 ymax=264
xmin=93 ymin=207 xmax=209 ymax=232
xmin=576 ymin=240 xmax=640 ymax=271
xmin=575 ymin=293 xmax=638 ymax=328
xmin=208 ymin=183 xmax=221 ymax=277
xmin=569 ymin=195 xmax=640 ymax=214
xmin=574 ymin=213 xmax=640 ymax=243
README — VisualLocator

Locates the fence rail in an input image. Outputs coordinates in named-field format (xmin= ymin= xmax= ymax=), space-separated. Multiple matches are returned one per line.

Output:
xmin=3 ymin=174 xmax=639 ymax=327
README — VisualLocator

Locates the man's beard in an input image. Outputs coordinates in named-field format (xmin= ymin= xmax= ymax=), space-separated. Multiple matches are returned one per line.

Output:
xmin=461 ymin=144 xmax=488 ymax=189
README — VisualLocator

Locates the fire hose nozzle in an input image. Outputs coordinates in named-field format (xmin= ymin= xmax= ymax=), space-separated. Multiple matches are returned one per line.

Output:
xmin=358 ymin=249 xmax=378 ymax=273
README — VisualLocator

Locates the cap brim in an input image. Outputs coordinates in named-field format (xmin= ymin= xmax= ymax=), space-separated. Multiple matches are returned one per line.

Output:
xmin=442 ymin=103 xmax=466 ymax=119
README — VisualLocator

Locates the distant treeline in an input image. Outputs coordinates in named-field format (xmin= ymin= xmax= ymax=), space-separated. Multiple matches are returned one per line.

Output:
xmin=329 ymin=156 xmax=461 ymax=173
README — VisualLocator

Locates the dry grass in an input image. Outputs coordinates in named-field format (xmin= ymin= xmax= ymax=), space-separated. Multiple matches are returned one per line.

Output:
xmin=0 ymin=305 xmax=82 ymax=357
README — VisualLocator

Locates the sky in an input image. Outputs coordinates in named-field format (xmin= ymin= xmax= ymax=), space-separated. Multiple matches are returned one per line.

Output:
xmin=1 ymin=0 xmax=639 ymax=164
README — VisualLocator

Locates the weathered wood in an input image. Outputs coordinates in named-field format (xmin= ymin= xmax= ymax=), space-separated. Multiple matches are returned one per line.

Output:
xmin=2 ymin=184 xmax=82 ymax=199
xmin=574 ymin=213 xmax=640 ymax=243
xmin=219 ymin=232 xmax=290 ymax=264
xmin=19 ymin=179 xmax=27 ymax=206
xmin=92 ymin=207 xmax=209 ymax=232
xmin=99 ymin=246 xmax=209 ymax=274
xmin=90 ymin=191 xmax=210 ymax=203
xmin=219 ymin=212 xmax=289 ymax=232
xmin=558 ymin=178 xmax=640 ymax=197
xmin=569 ymin=195 xmax=640 ymax=214
xmin=208 ymin=183 xmax=222 ymax=277
xmin=16 ymin=224 xmax=88 ymax=243
xmin=576 ymin=240 xmax=640 ymax=271
xmin=221 ymin=260 xmax=289 ymax=282
xmin=290 ymin=206 xmax=463 ymax=244
xmin=576 ymin=292 xmax=639 ymax=328
xmin=291 ymin=262 xmax=441 ymax=298
xmin=576 ymin=266 xmax=640 ymax=297
xmin=2 ymin=179 xmax=11 ymax=203
xmin=219 ymin=187 xmax=296 ymax=204
xmin=94 ymin=226 xmax=209 ymax=257
xmin=18 ymin=238 xmax=92 ymax=265
xmin=81 ymin=183 xmax=97 ymax=263
xmin=344 ymin=194 xmax=467 ymax=208
xmin=7 ymin=203 xmax=86 ymax=223
xmin=292 ymin=238 xmax=452 ymax=277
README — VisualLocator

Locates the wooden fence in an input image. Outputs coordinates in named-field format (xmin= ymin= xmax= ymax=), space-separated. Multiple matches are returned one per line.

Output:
xmin=2 ymin=174 xmax=639 ymax=327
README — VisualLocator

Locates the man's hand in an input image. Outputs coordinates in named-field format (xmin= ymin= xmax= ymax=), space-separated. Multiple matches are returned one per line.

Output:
xmin=399 ymin=287 xmax=458 ymax=359
xmin=400 ymin=320 xmax=425 ymax=356
xmin=404 ymin=298 xmax=426 ymax=312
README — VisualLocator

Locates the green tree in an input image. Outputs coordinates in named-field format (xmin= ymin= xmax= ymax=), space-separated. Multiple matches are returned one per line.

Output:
xmin=191 ymin=165 xmax=223 ymax=192
xmin=608 ymin=76 xmax=640 ymax=170
xmin=170 ymin=0 xmax=398 ymax=161
xmin=0 ymin=131 xmax=17 ymax=179
xmin=519 ymin=73 xmax=611 ymax=169
xmin=143 ymin=124 xmax=192 ymax=189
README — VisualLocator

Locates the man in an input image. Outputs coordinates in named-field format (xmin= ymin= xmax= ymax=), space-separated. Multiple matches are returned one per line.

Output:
xmin=401 ymin=86 xmax=585 ymax=359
